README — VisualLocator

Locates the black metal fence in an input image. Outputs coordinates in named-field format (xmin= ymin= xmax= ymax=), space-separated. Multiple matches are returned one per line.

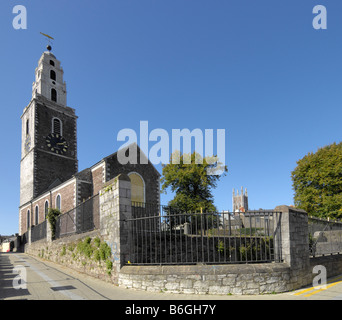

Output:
xmin=132 ymin=202 xmax=160 ymax=217
xmin=55 ymin=194 xmax=100 ymax=239
xmin=131 ymin=202 xmax=180 ymax=218
xmin=126 ymin=210 xmax=282 ymax=265
xmin=20 ymin=231 xmax=29 ymax=246
xmin=31 ymin=220 xmax=47 ymax=243
xmin=308 ymin=216 xmax=342 ymax=257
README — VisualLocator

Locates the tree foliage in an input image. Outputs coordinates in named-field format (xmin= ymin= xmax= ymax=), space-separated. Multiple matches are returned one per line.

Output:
xmin=161 ymin=151 xmax=228 ymax=213
xmin=291 ymin=142 xmax=342 ymax=219
xmin=46 ymin=208 xmax=61 ymax=240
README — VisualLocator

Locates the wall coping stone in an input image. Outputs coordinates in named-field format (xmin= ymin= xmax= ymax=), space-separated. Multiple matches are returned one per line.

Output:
xmin=120 ymin=263 xmax=291 ymax=276
xmin=274 ymin=205 xmax=307 ymax=215
xmin=103 ymin=174 xmax=130 ymax=189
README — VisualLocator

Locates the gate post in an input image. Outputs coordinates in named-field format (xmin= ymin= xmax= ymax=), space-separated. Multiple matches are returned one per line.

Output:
xmin=100 ymin=174 xmax=131 ymax=284
xmin=274 ymin=205 xmax=311 ymax=289
xmin=46 ymin=220 xmax=52 ymax=243
xmin=27 ymin=228 xmax=31 ymax=246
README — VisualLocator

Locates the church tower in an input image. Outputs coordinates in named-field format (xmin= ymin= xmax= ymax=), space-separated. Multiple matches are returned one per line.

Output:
xmin=20 ymin=46 xmax=78 ymax=207
xmin=232 ymin=187 xmax=248 ymax=213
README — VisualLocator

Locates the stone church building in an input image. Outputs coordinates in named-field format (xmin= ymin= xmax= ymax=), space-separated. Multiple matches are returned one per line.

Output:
xmin=232 ymin=187 xmax=248 ymax=213
xmin=19 ymin=47 xmax=160 ymax=235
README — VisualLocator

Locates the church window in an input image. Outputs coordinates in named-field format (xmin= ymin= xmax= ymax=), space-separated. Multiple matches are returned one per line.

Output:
xmin=128 ymin=172 xmax=145 ymax=205
xmin=27 ymin=210 xmax=30 ymax=229
xmin=44 ymin=200 xmax=49 ymax=219
xmin=26 ymin=119 xmax=29 ymax=135
xmin=56 ymin=194 xmax=61 ymax=211
xmin=51 ymin=88 xmax=57 ymax=102
xmin=52 ymin=118 xmax=62 ymax=136
xmin=50 ymin=60 xmax=55 ymax=66
xmin=35 ymin=206 xmax=39 ymax=225
xmin=50 ymin=70 xmax=56 ymax=81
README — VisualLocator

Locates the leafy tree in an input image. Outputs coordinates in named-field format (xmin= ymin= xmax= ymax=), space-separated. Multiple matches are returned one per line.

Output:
xmin=161 ymin=151 xmax=228 ymax=213
xmin=291 ymin=142 xmax=342 ymax=219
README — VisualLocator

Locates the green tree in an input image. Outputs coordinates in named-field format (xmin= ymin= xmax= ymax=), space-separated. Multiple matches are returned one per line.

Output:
xmin=291 ymin=142 xmax=342 ymax=219
xmin=161 ymin=151 xmax=228 ymax=213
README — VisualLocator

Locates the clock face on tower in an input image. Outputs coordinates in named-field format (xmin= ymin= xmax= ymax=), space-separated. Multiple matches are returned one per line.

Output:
xmin=24 ymin=135 xmax=31 ymax=153
xmin=46 ymin=133 xmax=68 ymax=155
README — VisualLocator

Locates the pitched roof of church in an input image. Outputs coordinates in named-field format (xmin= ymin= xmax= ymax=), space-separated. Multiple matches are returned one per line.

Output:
xmin=90 ymin=142 xmax=161 ymax=177
xmin=47 ymin=178 xmax=62 ymax=190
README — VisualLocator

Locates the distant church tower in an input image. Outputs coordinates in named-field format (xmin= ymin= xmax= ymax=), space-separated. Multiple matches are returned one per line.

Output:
xmin=232 ymin=187 xmax=248 ymax=212
xmin=19 ymin=46 xmax=78 ymax=207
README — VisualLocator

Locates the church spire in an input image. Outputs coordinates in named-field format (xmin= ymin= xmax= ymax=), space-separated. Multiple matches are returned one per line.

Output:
xmin=32 ymin=46 xmax=67 ymax=106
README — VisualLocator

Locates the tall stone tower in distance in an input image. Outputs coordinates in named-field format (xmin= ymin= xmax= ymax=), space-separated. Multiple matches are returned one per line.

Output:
xmin=232 ymin=187 xmax=248 ymax=213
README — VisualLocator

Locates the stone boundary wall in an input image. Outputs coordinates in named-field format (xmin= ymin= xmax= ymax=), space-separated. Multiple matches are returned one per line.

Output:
xmin=310 ymin=254 xmax=342 ymax=281
xmin=24 ymin=232 xmax=342 ymax=296
xmin=22 ymin=175 xmax=342 ymax=295
xmin=119 ymin=263 xmax=292 ymax=295
xmin=24 ymin=230 xmax=116 ymax=284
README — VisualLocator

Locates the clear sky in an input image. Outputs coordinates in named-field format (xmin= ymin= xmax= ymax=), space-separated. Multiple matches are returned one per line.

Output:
xmin=0 ymin=0 xmax=341 ymax=235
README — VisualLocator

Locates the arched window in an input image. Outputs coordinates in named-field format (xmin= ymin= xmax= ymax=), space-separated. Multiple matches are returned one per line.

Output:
xmin=56 ymin=194 xmax=61 ymax=211
xmin=45 ymin=200 xmax=49 ymax=219
xmin=35 ymin=206 xmax=39 ymax=225
xmin=50 ymin=60 xmax=55 ymax=66
xmin=51 ymin=88 xmax=57 ymax=102
xmin=50 ymin=70 xmax=56 ymax=81
xmin=128 ymin=172 xmax=145 ymax=204
xmin=52 ymin=118 xmax=62 ymax=136
xmin=27 ymin=210 xmax=30 ymax=229
xmin=26 ymin=119 xmax=29 ymax=135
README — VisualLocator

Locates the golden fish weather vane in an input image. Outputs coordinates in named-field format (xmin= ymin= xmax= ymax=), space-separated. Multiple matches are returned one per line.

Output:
xmin=40 ymin=32 xmax=54 ymax=51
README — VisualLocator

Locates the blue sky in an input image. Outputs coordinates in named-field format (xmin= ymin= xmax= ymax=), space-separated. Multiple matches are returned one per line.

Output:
xmin=0 ymin=0 xmax=341 ymax=235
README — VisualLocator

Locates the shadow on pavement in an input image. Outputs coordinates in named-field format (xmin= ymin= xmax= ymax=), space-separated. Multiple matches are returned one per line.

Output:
xmin=0 ymin=253 xmax=31 ymax=300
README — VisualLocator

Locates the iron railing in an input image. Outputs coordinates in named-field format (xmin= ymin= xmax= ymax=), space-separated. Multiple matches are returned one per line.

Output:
xmin=31 ymin=220 xmax=47 ymax=243
xmin=308 ymin=216 xmax=342 ymax=257
xmin=131 ymin=202 xmax=181 ymax=218
xmin=55 ymin=194 xmax=100 ymax=239
xmin=132 ymin=201 xmax=160 ymax=217
xmin=126 ymin=210 xmax=282 ymax=265
xmin=20 ymin=231 xmax=29 ymax=246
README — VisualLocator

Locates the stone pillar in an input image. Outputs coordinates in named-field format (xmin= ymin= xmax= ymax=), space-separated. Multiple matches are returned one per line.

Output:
xmin=184 ymin=222 xmax=190 ymax=235
xmin=46 ymin=220 xmax=52 ymax=243
xmin=100 ymin=174 xmax=131 ymax=283
xmin=274 ymin=205 xmax=311 ymax=289
xmin=28 ymin=228 xmax=32 ymax=246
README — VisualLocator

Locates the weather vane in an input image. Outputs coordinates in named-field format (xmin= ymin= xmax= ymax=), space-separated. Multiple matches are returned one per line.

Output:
xmin=40 ymin=32 xmax=54 ymax=51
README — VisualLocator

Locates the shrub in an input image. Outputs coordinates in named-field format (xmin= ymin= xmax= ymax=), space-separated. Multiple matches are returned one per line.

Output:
xmin=77 ymin=237 xmax=94 ymax=258
xmin=93 ymin=237 xmax=101 ymax=248
xmin=46 ymin=208 xmax=61 ymax=240
xmin=60 ymin=245 xmax=66 ymax=256
xmin=106 ymin=259 xmax=113 ymax=275
xmin=73 ymin=236 xmax=113 ymax=275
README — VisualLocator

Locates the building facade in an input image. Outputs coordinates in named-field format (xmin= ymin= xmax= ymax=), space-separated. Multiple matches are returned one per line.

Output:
xmin=19 ymin=47 xmax=160 ymax=235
